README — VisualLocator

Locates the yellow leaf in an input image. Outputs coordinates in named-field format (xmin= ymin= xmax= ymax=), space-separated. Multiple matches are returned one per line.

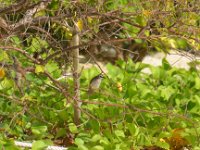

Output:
xmin=168 ymin=39 xmax=177 ymax=48
xmin=159 ymin=138 xmax=166 ymax=142
xmin=117 ymin=82 xmax=122 ymax=92
xmin=76 ymin=19 xmax=83 ymax=31
xmin=35 ymin=65 xmax=45 ymax=74
xmin=142 ymin=10 xmax=152 ymax=17
xmin=65 ymin=31 xmax=73 ymax=39
xmin=87 ymin=17 xmax=93 ymax=24
xmin=16 ymin=119 xmax=24 ymax=126
xmin=0 ymin=68 xmax=5 ymax=79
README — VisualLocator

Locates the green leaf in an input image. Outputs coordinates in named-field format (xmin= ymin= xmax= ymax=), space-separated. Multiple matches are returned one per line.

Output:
xmin=89 ymin=120 xmax=100 ymax=133
xmin=137 ymin=133 xmax=151 ymax=146
xmin=195 ymin=77 xmax=200 ymax=89
xmin=135 ymin=15 xmax=146 ymax=26
xmin=10 ymin=36 xmax=21 ymax=46
xmin=156 ymin=141 xmax=170 ymax=149
xmin=32 ymin=140 xmax=49 ymax=150
xmin=150 ymin=66 xmax=164 ymax=79
xmin=0 ymin=50 xmax=9 ymax=62
xmin=45 ymin=62 xmax=61 ymax=78
xmin=55 ymin=128 xmax=66 ymax=138
xmin=160 ymin=86 xmax=175 ymax=100
xmin=99 ymin=137 xmax=110 ymax=146
xmin=31 ymin=125 xmax=47 ymax=135
xmin=0 ymin=78 xmax=13 ymax=90
xmin=1 ymin=139 xmax=20 ymax=150
xmin=45 ymin=62 xmax=59 ymax=73
xmin=162 ymin=58 xmax=171 ymax=70
xmin=78 ymin=145 xmax=89 ymax=150
xmin=75 ymin=138 xmax=84 ymax=146
xmin=91 ymin=145 xmax=104 ymax=150
xmin=140 ymin=88 xmax=152 ymax=99
xmin=114 ymin=130 xmax=125 ymax=138
xmin=48 ymin=0 xmax=59 ymax=10
xmin=58 ymin=110 xmax=69 ymax=121
xmin=25 ymin=73 xmax=35 ymax=81
xmin=125 ymin=84 xmax=137 ymax=99
xmin=91 ymin=134 xmax=102 ymax=142
xmin=176 ymin=38 xmax=189 ymax=49
xmin=68 ymin=123 xmax=78 ymax=134
xmin=127 ymin=124 xmax=139 ymax=136
xmin=103 ymin=129 xmax=113 ymax=141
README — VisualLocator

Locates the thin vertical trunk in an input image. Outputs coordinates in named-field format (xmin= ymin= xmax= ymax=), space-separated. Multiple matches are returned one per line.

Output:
xmin=72 ymin=30 xmax=81 ymax=125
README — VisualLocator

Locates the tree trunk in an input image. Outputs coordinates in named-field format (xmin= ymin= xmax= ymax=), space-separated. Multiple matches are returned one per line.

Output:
xmin=72 ymin=29 xmax=81 ymax=125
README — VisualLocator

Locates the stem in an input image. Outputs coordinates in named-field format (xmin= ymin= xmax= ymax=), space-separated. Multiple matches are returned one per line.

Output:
xmin=72 ymin=29 xmax=81 ymax=125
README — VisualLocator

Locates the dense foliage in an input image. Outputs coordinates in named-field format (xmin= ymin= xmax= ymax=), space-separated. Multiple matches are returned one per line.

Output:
xmin=0 ymin=0 xmax=200 ymax=149
xmin=1 ymin=60 xmax=200 ymax=149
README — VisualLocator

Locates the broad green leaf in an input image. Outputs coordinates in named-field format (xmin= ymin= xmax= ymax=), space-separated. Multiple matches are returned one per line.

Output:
xmin=91 ymin=145 xmax=104 ymax=150
xmin=25 ymin=73 xmax=35 ymax=81
xmin=91 ymin=134 xmax=102 ymax=142
xmin=32 ymin=140 xmax=49 ymax=150
xmin=75 ymin=138 xmax=84 ymax=146
xmin=10 ymin=36 xmax=21 ymax=46
xmin=160 ymin=86 xmax=175 ymax=100
xmin=194 ymin=95 xmax=200 ymax=106
xmin=45 ymin=62 xmax=59 ymax=73
xmin=31 ymin=126 xmax=47 ymax=135
xmin=78 ymin=145 xmax=89 ymax=150
xmin=195 ymin=77 xmax=200 ymax=89
xmin=114 ymin=130 xmax=125 ymax=138
xmin=127 ymin=124 xmax=139 ymax=136
xmin=137 ymin=133 xmax=151 ymax=146
xmin=141 ymin=88 xmax=152 ymax=99
xmin=177 ymin=39 xmax=189 ymax=49
xmin=89 ymin=120 xmax=100 ymax=133
xmin=103 ymin=129 xmax=113 ymax=141
xmin=99 ymin=137 xmax=110 ymax=145
xmin=55 ymin=128 xmax=66 ymax=138
xmin=162 ymin=58 xmax=171 ymax=70
xmin=0 ymin=51 xmax=9 ymax=62
xmin=68 ymin=123 xmax=78 ymax=134
xmin=1 ymin=139 xmax=20 ymax=150
xmin=0 ymin=78 xmax=13 ymax=90
xmin=58 ymin=110 xmax=69 ymax=121
xmin=158 ymin=132 xmax=171 ymax=138
xmin=125 ymin=83 xmax=137 ymax=99
xmin=48 ymin=0 xmax=59 ymax=10
xmin=156 ymin=141 xmax=170 ymax=149
xmin=150 ymin=66 xmax=165 ymax=79
xmin=135 ymin=15 xmax=146 ymax=26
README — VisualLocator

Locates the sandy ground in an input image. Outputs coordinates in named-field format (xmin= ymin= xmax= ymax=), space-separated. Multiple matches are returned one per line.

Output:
xmin=77 ymin=51 xmax=200 ymax=76
xmin=142 ymin=51 xmax=200 ymax=73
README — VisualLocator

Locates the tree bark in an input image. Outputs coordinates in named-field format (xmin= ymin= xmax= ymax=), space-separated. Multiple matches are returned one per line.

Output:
xmin=72 ymin=28 xmax=81 ymax=125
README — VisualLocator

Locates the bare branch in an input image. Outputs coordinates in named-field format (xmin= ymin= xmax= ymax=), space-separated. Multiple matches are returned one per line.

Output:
xmin=11 ymin=1 xmax=51 ymax=29
xmin=44 ymin=71 xmax=71 ymax=103
xmin=0 ymin=0 xmax=29 ymax=15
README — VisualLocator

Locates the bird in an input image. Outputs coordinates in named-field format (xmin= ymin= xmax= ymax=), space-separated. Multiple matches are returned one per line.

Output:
xmin=88 ymin=73 xmax=104 ymax=94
